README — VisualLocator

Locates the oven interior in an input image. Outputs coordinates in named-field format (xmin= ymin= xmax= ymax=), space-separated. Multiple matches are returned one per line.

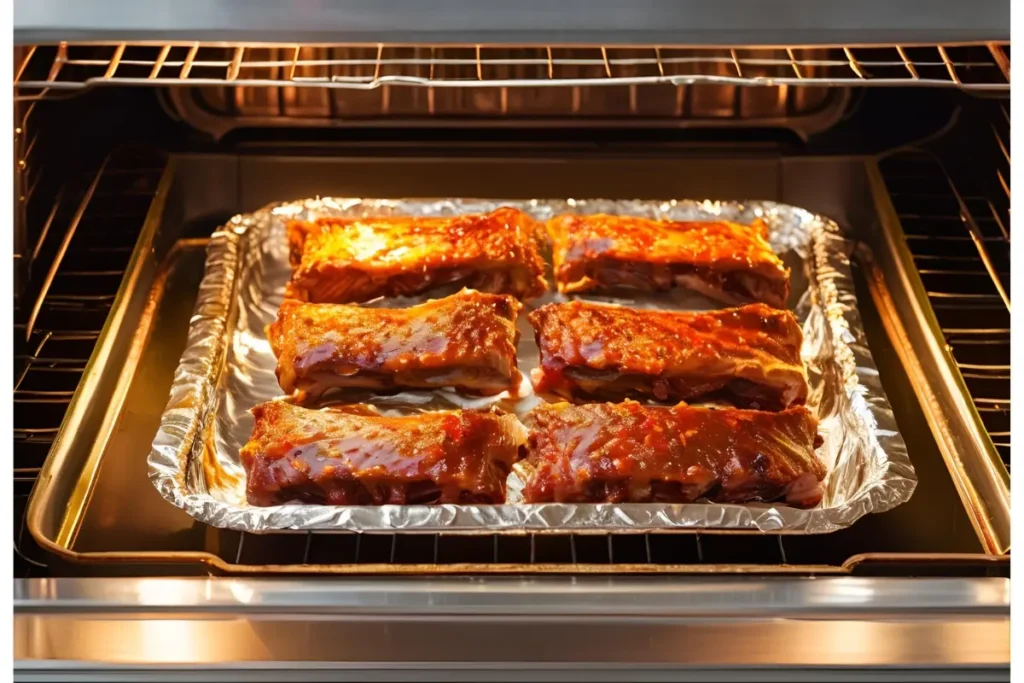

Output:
xmin=13 ymin=42 xmax=1010 ymax=578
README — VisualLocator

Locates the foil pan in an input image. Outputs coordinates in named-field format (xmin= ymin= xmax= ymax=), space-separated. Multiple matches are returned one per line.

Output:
xmin=148 ymin=198 xmax=917 ymax=533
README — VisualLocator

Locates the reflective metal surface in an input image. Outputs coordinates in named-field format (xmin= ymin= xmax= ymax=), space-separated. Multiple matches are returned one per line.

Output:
xmin=14 ymin=574 xmax=1011 ymax=613
xmin=876 ymin=142 xmax=1011 ymax=475
xmin=12 ymin=0 xmax=1010 ymax=45
xmin=13 ymin=42 xmax=1011 ymax=102
xmin=14 ymin=577 xmax=1010 ymax=681
xmin=166 ymin=69 xmax=847 ymax=141
xmin=860 ymin=161 xmax=1010 ymax=554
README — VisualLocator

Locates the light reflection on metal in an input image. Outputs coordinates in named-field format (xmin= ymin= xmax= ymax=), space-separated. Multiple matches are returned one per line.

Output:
xmin=12 ymin=42 xmax=1010 ymax=101
xmin=13 ymin=577 xmax=1009 ymax=672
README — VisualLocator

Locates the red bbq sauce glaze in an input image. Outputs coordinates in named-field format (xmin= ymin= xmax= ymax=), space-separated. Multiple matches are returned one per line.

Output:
xmin=521 ymin=401 xmax=825 ymax=508
xmin=547 ymin=214 xmax=789 ymax=307
xmin=241 ymin=401 xmax=526 ymax=506
xmin=528 ymin=300 xmax=807 ymax=409
xmin=267 ymin=289 xmax=523 ymax=399
xmin=285 ymin=207 xmax=548 ymax=303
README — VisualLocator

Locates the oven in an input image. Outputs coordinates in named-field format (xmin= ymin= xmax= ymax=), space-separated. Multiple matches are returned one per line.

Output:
xmin=12 ymin=2 xmax=1011 ymax=680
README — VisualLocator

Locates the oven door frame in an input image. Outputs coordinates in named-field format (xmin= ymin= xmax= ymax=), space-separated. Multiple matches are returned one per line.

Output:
xmin=13 ymin=575 xmax=1012 ymax=681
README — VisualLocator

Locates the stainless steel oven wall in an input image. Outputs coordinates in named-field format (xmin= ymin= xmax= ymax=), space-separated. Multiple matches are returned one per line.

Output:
xmin=17 ymin=148 xmax=1004 ymax=576
xmin=13 ymin=0 xmax=1010 ymax=44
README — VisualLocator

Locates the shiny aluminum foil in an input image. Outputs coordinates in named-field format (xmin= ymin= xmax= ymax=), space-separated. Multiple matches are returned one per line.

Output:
xmin=148 ymin=198 xmax=917 ymax=533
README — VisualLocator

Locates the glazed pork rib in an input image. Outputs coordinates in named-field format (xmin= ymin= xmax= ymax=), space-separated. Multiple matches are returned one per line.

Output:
xmin=529 ymin=301 xmax=807 ymax=410
xmin=547 ymin=214 xmax=790 ymax=308
xmin=286 ymin=207 xmax=548 ymax=303
xmin=268 ymin=289 xmax=524 ymax=401
xmin=521 ymin=401 xmax=825 ymax=508
xmin=241 ymin=401 xmax=527 ymax=506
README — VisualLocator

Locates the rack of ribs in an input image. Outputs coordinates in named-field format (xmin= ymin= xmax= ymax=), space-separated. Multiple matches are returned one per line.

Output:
xmin=520 ymin=401 xmax=825 ymax=508
xmin=286 ymin=207 xmax=548 ymax=303
xmin=268 ymin=289 xmax=524 ymax=401
xmin=529 ymin=301 xmax=807 ymax=410
xmin=547 ymin=214 xmax=790 ymax=308
xmin=241 ymin=401 xmax=527 ymax=506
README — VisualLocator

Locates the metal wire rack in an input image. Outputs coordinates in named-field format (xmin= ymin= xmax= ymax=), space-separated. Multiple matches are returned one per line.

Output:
xmin=181 ymin=527 xmax=1005 ymax=575
xmin=13 ymin=148 xmax=167 ymax=576
xmin=14 ymin=42 xmax=1010 ymax=100
xmin=227 ymin=529 xmax=790 ymax=568
xmin=878 ymin=103 xmax=1010 ymax=472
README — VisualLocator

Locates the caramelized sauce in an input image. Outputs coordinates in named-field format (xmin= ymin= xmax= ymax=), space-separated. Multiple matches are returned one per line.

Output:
xmin=548 ymin=214 xmax=789 ymax=307
xmin=529 ymin=301 xmax=807 ymax=409
xmin=521 ymin=401 xmax=825 ymax=508
xmin=269 ymin=289 xmax=523 ymax=400
xmin=241 ymin=401 xmax=526 ymax=507
xmin=286 ymin=207 xmax=548 ymax=303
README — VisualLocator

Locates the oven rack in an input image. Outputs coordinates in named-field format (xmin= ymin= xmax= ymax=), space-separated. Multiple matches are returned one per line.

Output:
xmin=14 ymin=42 xmax=1010 ymax=100
xmin=877 ymin=101 xmax=1011 ymax=474
xmin=14 ymin=148 xmax=167 ymax=577
xmin=200 ymin=527 xmax=1009 ymax=576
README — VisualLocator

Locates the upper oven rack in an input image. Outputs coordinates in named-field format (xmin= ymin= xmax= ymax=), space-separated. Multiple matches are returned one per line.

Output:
xmin=14 ymin=42 xmax=1010 ymax=101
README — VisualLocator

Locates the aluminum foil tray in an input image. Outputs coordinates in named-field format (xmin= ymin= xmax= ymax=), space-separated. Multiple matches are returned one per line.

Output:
xmin=148 ymin=197 xmax=917 ymax=533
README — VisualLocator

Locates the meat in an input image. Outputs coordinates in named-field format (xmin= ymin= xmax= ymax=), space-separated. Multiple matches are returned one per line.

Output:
xmin=547 ymin=214 xmax=790 ymax=308
xmin=286 ymin=207 xmax=548 ymax=303
xmin=241 ymin=401 xmax=527 ymax=506
xmin=268 ymin=289 xmax=523 ymax=401
xmin=520 ymin=401 xmax=825 ymax=508
xmin=529 ymin=301 xmax=807 ymax=410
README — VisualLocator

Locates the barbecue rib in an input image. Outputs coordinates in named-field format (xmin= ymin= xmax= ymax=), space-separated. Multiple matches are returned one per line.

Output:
xmin=268 ymin=289 xmax=524 ymax=401
xmin=547 ymin=214 xmax=790 ymax=307
xmin=286 ymin=207 xmax=548 ymax=303
xmin=529 ymin=301 xmax=807 ymax=410
xmin=521 ymin=401 xmax=825 ymax=508
xmin=242 ymin=401 xmax=527 ymax=506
